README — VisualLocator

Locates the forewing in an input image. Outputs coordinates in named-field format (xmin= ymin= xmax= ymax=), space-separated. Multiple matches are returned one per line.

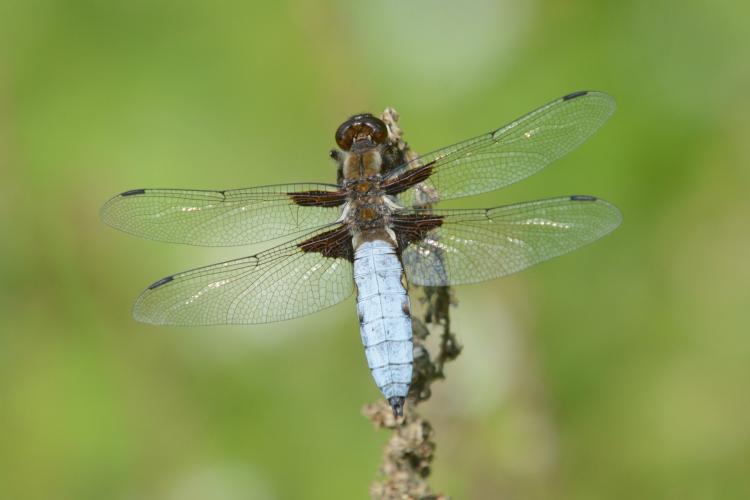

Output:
xmin=133 ymin=226 xmax=354 ymax=325
xmin=101 ymin=184 xmax=345 ymax=246
xmin=388 ymin=91 xmax=616 ymax=206
xmin=398 ymin=196 xmax=621 ymax=286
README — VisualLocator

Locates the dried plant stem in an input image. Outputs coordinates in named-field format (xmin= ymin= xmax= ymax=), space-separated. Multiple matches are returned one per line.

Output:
xmin=362 ymin=109 xmax=462 ymax=500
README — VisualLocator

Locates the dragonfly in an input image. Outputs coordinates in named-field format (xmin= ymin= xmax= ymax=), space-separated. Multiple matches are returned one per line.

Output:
xmin=102 ymin=90 xmax=622 ymax=417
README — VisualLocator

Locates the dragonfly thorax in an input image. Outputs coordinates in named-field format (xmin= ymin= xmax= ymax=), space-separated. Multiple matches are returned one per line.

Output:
xmin=341 ymin=147 xmax=385 ymax=180
xmin=345 ymin=197 xmax=394 ymax=232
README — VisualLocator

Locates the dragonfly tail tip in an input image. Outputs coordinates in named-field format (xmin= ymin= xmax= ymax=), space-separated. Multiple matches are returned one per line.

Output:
xmin=388 ymin=397 xmax=405 ymax=418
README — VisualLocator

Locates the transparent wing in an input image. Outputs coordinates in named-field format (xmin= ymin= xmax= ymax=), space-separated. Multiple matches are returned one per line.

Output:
xmin=389 ymin=91 xmax=616 ymax=206
xmin=398 ymin=195 xmax=621 ymax=286
xmin=101 ymin=183 xmax=344 ymax=246
xmin=133 ymin=226 xmax=354 ymax=325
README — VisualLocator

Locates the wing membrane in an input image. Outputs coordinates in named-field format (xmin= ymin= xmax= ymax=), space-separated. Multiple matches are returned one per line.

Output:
xmin=101 ymin=184 xmax=344 ymax=246
xmin=133 ymin=226 xmax=354 ymax=325
xmin=389 ymin=91 xmax=616 ymax=206
xmin=398 ymin=196 xmax=621 ymax=286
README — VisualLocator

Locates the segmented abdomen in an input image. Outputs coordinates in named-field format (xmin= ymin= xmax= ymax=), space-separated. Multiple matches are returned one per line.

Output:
xmin=353 ymin=239 xmax=413 ymax=402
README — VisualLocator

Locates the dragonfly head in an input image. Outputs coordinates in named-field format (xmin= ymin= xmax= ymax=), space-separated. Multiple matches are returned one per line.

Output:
xmin=335 ymin=113 xmax=387 ymax=151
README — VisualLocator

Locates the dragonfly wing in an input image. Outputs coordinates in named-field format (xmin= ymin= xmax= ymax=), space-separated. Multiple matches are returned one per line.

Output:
xmin=133 ymin=225 xmax=355 ymax=325
xmin=101 ymin=183 xmax=345 ymax=246
xmin=388 ymin=91 xmax=616 ymax=206
xmin=396 ymin=196 xmax=621 ymax=286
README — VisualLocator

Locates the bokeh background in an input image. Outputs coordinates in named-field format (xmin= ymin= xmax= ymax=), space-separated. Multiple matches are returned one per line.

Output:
xmin=1 ymin=1 xmax=749 ymax=499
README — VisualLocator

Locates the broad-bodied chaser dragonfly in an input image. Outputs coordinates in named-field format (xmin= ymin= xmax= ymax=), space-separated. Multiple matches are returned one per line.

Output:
xmin=102 ymin=91 xmax=621 ymax=417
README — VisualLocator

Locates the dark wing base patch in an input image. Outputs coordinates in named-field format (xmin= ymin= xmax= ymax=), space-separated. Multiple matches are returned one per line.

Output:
xmin=298 ymin=225 xmax=354 ymax=261
xmin=391 ymin=213 xmax=444 ymax=251
xmin=288 ymin=190 xmax=347 ymax=207
xmin=382 ymin=162 xmax=435 ymax=196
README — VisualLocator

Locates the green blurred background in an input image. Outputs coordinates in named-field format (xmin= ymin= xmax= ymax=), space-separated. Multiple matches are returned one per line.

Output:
xmin=1 ymin=1 xmax=748 ymax=498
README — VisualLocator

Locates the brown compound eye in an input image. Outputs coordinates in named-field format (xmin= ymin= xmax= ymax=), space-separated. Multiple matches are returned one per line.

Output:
xmin=335 ymin=113 xmax=388 ymax=151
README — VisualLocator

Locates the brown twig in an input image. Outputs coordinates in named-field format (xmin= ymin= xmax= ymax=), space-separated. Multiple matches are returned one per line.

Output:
xmin=362 ymin=109 xmax=462 ymax=500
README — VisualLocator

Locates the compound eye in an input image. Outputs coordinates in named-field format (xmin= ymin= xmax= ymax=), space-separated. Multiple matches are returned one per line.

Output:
xmin=335 ymin=114 xmax=388 ymax=150
xmin=368 ymin=118 xmax=387 ymax=144
xmin=334 ymin=122 xmax=356 ymax=151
